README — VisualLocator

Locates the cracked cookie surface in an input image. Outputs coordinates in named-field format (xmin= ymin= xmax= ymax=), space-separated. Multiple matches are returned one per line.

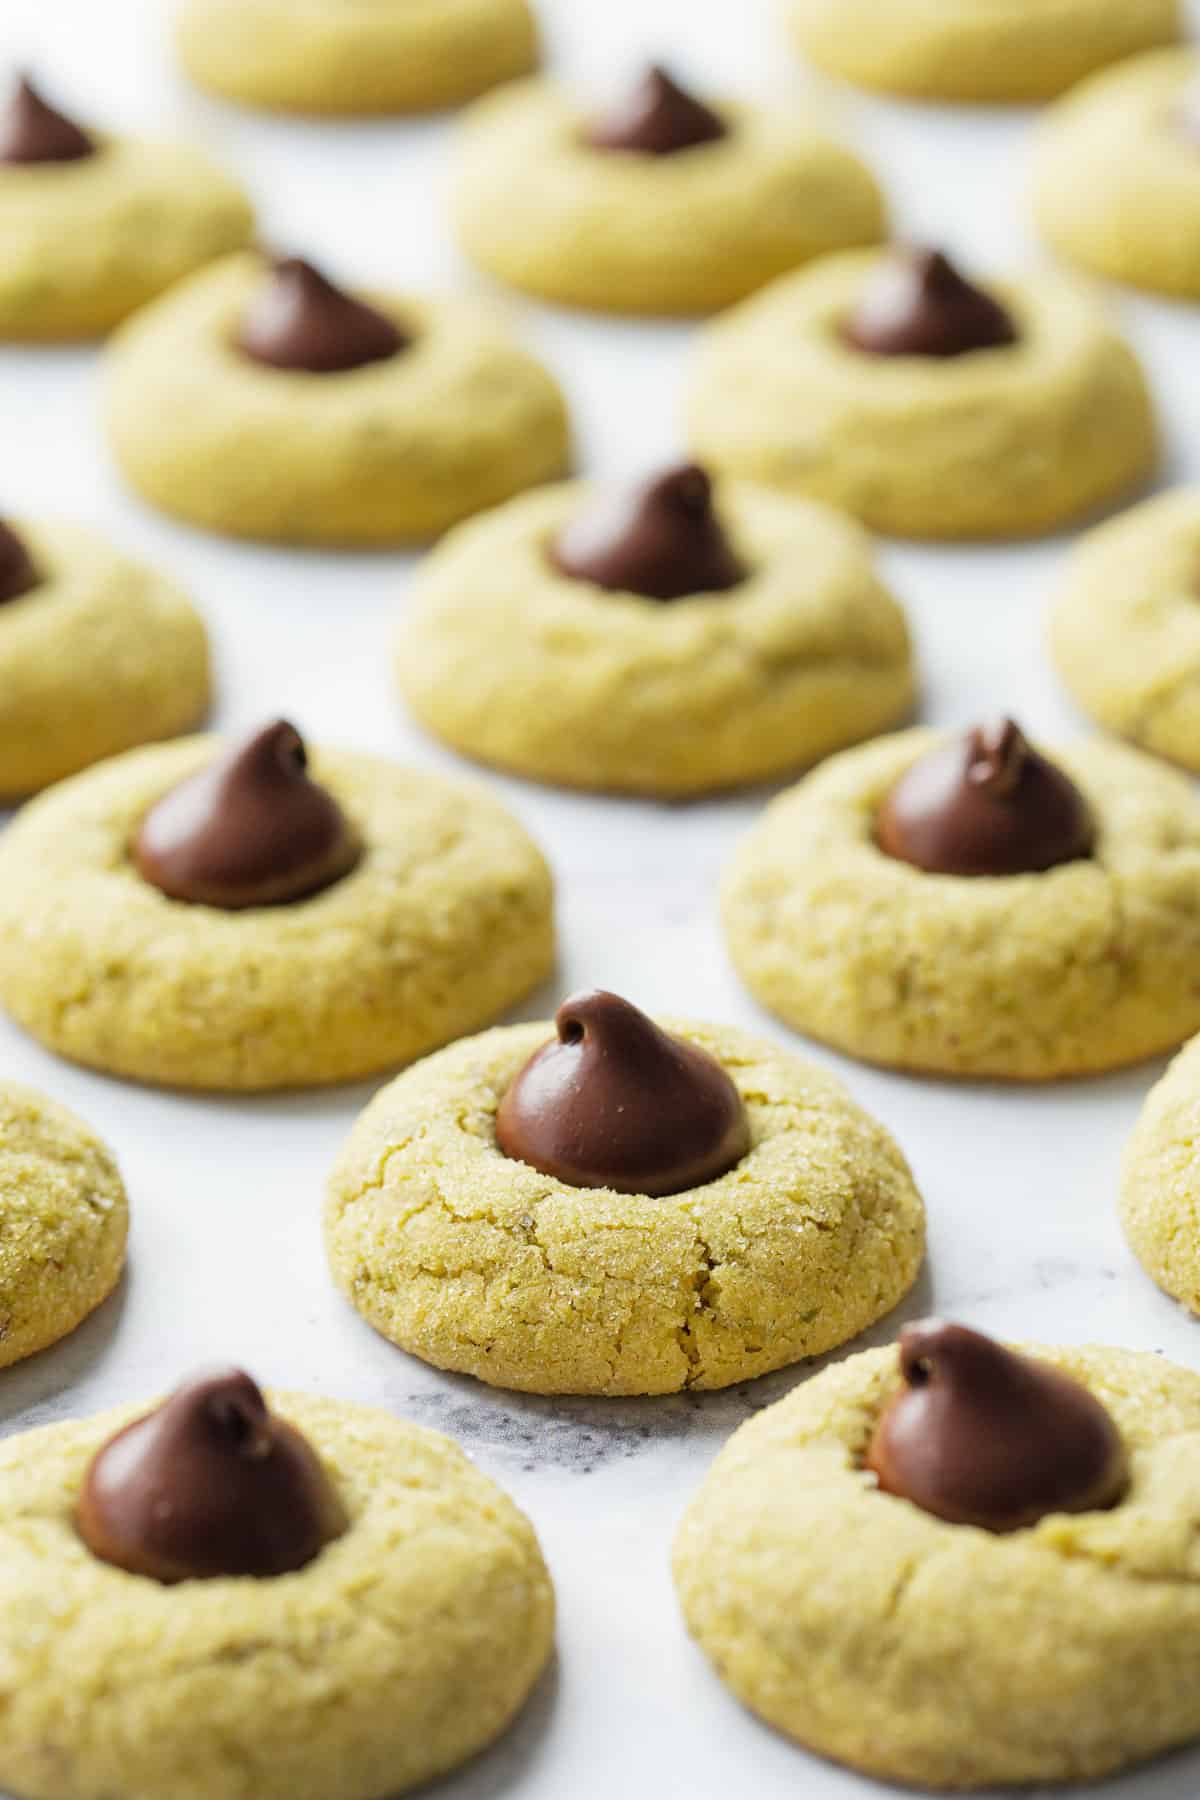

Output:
xmin=398 ymin=478 xmax=915 ymax=796
xmin=0 ymin=735 xmax=555 ymax=1091
xmin=722 ymin=727 xmax=1200 ymax=1079
xmin=177 ymin=0 xmax=539 ymax=115
xmin=0 ymin=1392 xmax=554 ymax=1800
xmin=0 ymin=1083 xmax=127 ymax=1370
xmin=1050 ymin=489 xmax=1200 ymax=770
xmin=453 ymin=77 xmax=885 ymax=316
xmin=324 ymin=1019 xmax=925 ymax=1395
xmin=675 ymin=1340 xmax=1200 ymax=1788
xmin=783 ymin=0 xmax=1181 ymax=103
xmin=1122 ymin=1032 xmax=1200 ymax=1311
xmin=687 ymin=251 xmax=1156 ymax=539
xmin=0 ymin=134 xmax=252 ymax=340
xmin=104 ymin=253 xmax=570 ymax=546
xmin=0 ymin=520 xmax=211 ymax=799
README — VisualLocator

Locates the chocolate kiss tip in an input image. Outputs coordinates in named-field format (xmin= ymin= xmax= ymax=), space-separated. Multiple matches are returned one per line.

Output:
xmin=77 ymin=1367 xmax=348 ymax=1583
xmin=0 ymin=72 xmax=94 ymax=164
xmin=0 ymin=519 xmax=39 ymax=605
xmin=866 ymin=1320 xmax=1128 ymax=1534
xmin=495 ymin=988 xmax=750 ymax=1196
xmin=875 ymin=716 xmax=1094 ymax=878
xmin=237 ymin=256 xmax=405 ymax=375
xmin=584 ymin=63 xmax=726 ymax=157
xmin=551 ymin=462 xmax=746 ymax=601
xmin=133 ymin=718 xmax=362 ymax=910
xmin=843 ymin=246 xmax=1017 ymax=360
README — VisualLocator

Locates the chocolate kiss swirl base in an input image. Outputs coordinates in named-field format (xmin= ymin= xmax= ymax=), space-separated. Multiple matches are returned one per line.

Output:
xmin=495 ymin=990 xmax=750 ymax=1194
xmin=674 ymin=1340 xmax=1200 ymax=1790
xmin=551 ymin=463 xmax=746 ymax=601
xmin=843 ymin=247 xmax=1017 ymax=359
xmin=584 ymin=65 xmax=727 ymax=155
xmin=0 ymin=75 xmax=94 ymax=164
xmin=237 ymin=258 xmax=405 ymax=375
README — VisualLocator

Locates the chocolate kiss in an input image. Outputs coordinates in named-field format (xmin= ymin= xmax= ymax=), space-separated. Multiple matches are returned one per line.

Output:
xmin=0 ymin=520 xmax=39 ymax=605
xmin=867 ymin=1321 xmax=1128 ymax=1533
xmin=237 ymin=258 xmax=405 ymax=375
xmin=495 ymin=989 xmax=750 ymax=1195
xmin=133 ymin=719 xmax=362 ymax=909
xmin=77 ymin=1369 xmax=348 ymax=1583
xmin=843 ymin=248 xmax=1018 ymax=359
xmin=876 ymin=718 xmax=1094 ymax=877
xmin=584 ymin=64 xmax=727 ymax=156
xmin=552 ymin=464 xmax=745 ymax=602
xmin=0 ymin=73 xmax=93 ymax=165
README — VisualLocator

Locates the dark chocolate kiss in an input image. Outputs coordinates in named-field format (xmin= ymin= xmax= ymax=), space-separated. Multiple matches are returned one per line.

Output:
xmin=876 ymin=718 xmax=1094 ymax=877
xmin=584 ymin=64 xmax=726 ymax=156
xmin=0 ymin=520 xmax=39 ymax=604
xmin=133 ymin=719 xmax=362 ymax=909
xmin=551 ymin=464 xmax=745 ymax=601
xmin=77 ymin=1369 xmax=348 ymax=1583
xmin=237 ymin=258 xmax=405 ymax=375
xmin=495 ymin=989 xmax=750 ymax=1196
xmin=0 ymin=73 xmax=93 ymax=164
xmin=866 ymin=1320 xmax=1128 ymax=1533
xmin=843 ymin=248 xmax=1017 ymax=359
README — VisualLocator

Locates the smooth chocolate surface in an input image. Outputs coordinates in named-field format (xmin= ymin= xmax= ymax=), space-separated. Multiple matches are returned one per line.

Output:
xmin=843 ymin=248 xmax=1017 ymax=359
xmin=495 ymin=989 xmax=750 ymax=1195
xmin=0 ymin=74 xmax=93 ymax=164
xmin=237 ymin=258 xmax=405 ymax=375
xmin=77 ymin=1368 xmax=348 ymax=1582
xmin=584 ymin=64 xmax=726 ymax=156
xmin=133 ymin=719 xmax=362 ymax=909
xmin=876 ymin=718 xmax=1095 ymax=877
xmin=866 ymin=1320 xmax=1128 ymax=1533
xmin=0 ymin=520 xmax=39 ymax=604
xmin=551 ymin=463 xmax=745 ymax=601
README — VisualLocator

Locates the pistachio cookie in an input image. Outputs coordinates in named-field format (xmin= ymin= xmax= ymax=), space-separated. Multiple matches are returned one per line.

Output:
xmin=1050 ymin=489 xmax=1200 ymax=770
xmin=0 ymin=1369 xmax=553 ymax=1800
xmin=675 ymin=1321 xmax=1200 ymax=1789
xmin=1121 ymin=1033 xmax=1200 ymax=1312
xmin=0 ymin=74 xmax=253 ymax=340
xmin=0 ymin=720 xmax=554 ymax=1090
xmin=0 ymin=1083 xmax=128 ymax=1369
xmin=105 ymin=253 xmax=570 ymax=546
xmin=453 ymin=64 xmax=885 ymax=315
xmin=326 ymin=990 xmax=925 ymax=1395
xmin=399 ymin=464 xmax=916 ymax=796
xmin=177 ymin=0 xmax=539 ymax=116
xmin=723 ymin=718 xmax=1200 ymax=1079
xmin=783 ymin=0 xmax=1181 ymax=104
xmin=1034 ymin=49 xmax=1200 ymax=300
xmin=0 ymin=518 xmax=210 ymax=798
xmin=688 ymin=245 xmax=1157 ymax=539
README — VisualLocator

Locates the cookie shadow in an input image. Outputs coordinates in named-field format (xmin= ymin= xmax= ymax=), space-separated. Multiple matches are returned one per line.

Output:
xmin=0 ymin=1266 xmax=129 ymax=1433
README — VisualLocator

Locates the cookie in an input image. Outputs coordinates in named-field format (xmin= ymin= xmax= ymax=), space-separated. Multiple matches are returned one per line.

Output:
xmin=687 ymin=245 xmax=1157 ymax=540
xmin=1034 ymin=49 xmax=1200 ymax=300
xmin=0 ymin=722 xmax=555 ymax=1091
xmin=1121 ymin=1032 xmax=1200 ymax=1311
xmin=398 ymin=465 xmax=916 ymax=796
xmin=0 ymin=75 xmax=254 ymax=340
xmin=722 ymin=721 xmax=1200 ymax=1079
xmin=1050 ymin=489 xmax=1200 ymax=771
xmin=675 ymin=1328 xmax=1200 ymax=1788
xmin=0 ymin=517 xmax=211 ymax=799
xmin=0 ymin=1378 xmax=553 ymax=1800
xmin=176 ymin=0 xmax=539 ymax=116
xmin=453 ymin=66 xmax=885 ymax=316
xmin=783 ymin=0 xmax=1182 ymax=103
xmin=0 ymin=1082 xmax=128 ymax=1369
xmin=325 ymin=993 xmax=926 ymax=1395
xmin=104 ymin=253 xmax=570 ymax=547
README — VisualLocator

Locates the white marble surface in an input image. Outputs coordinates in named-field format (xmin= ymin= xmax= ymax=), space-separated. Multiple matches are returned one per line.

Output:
xmin=3 ymin=1 xmax=1200 ymax=1794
